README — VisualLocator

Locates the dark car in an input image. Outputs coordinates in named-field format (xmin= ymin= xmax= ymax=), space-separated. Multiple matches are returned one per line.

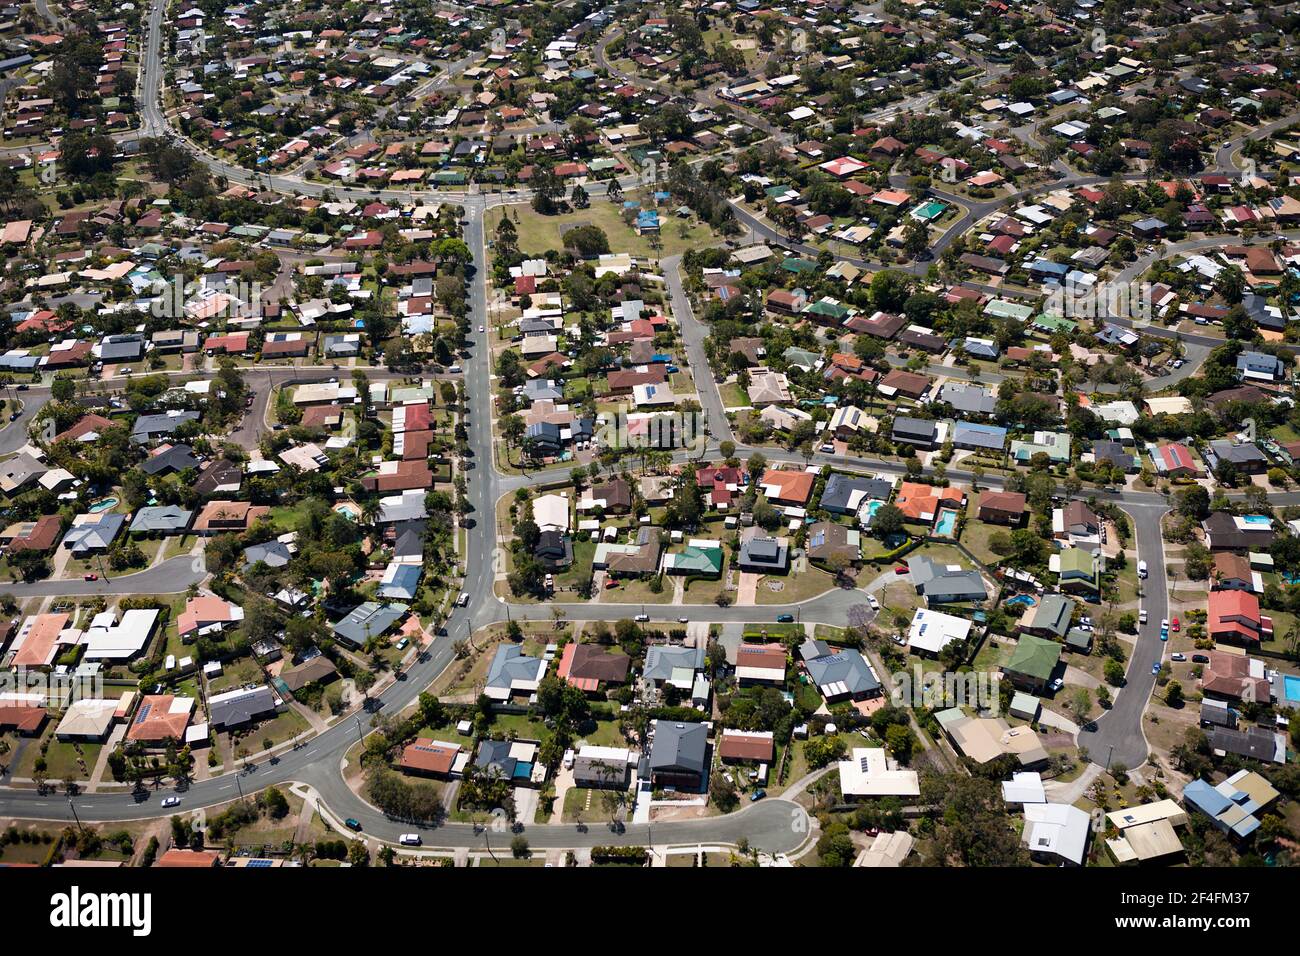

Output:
xmin=344 ymin=818 xmax=363 ymax=831
xmin=749 ymin=789 xmax=767 ymax=802
xmin=1191 ymin=654 xmax=1210 ymax=664
xmin=776 ymin=614 xmax=794 ymax=623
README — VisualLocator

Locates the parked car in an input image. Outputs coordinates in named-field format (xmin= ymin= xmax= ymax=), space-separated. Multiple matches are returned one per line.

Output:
xmin=1191 ymin=654 xmax=1210 ymax=664
xmin=895 ymin=565 xmax=909 ymax=574
xmin=1171 ymin=617 xmax=1180 ymax=631
xmin=868 ymin=595 xmax=880 ymax=611
xmin=1171 ymin=653 xmax=1186 ymax=662
xmin=1139 ymin=609 xmax=1148 ymax=624
xmin=1050 ymin=677 xmax=1064 ymax=691
xmin=749 ymin=789 xmax=767 ymax=802
xmin=1151 ymin=662 xmax=1161 ymax=675
xmin=83 ymin=573 xmax=97 ymax=581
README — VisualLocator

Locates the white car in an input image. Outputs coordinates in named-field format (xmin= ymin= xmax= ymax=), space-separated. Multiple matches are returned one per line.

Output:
xmin=1050 ymin=678 xmax=1064 ymax=691
xmin=634 ymin=613 xmax=650 ymax=623
xmin=478 ymin=326 xmax=485 ymax=333
xmin=399 ymin=834 xmax=422 ymax=846
xmin=161 ymin=796 xmax=181 ymax=808
xmin=868 ymin=595 xmax=880 ymax=611
xmin=1161 ymin=618 xmax=1169 ymax=629
xmin=1139 ymin=609 xmax=1148 ymax=624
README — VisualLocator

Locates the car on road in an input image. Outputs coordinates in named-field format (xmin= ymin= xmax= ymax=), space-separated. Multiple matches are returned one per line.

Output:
xmin=1152 ymin=662 xmax=1161 ymax=675
xmin=1137 ymin=560 xmax=1148 ymax=578
xmin=634 ymin=613 xmax=649 ymax=623
xmin=749 ymin=789 xmax=767 ymax=802
xmin=1160 ymin=626 xmax=1169 ymax=641
xmin=477 ymin=326 xmax=485 ymax=333
xmin=15 ymin=384 xmax=27 ymax=391
xmin=1161 ymin=618 xmax=1169 ymax=629
xmin=677 ymin=616 xmax=688 ymax=623
xmin=1171 ymin=653 xmax=1186 ymax=662
xmin=345 ymin=818 xmax=363 ymax=831
xmin=161 ymin=796 xmax=181 ymax=808
xmin=399 ymin=834 xmax=422 ymax=846
xmin=1171 ymin=617 xmax=1179 ymax=631
xmin=456 ymin=592 xmax=469 ymax=607
xmin=1139 ymin=609 xmax=1148 ymax=624
xmin=776 ymin=614 xmax=794 ymax=623
xmin=83 ymin=573 xmax=97 ymax=581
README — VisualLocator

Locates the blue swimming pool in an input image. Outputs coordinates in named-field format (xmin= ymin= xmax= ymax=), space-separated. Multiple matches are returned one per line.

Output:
xmin=1241 ymin=514 xmax=1272 ymax=527
xmin=862 ymin=499 xmax=885 ymax=524
xmin=1285 ymin=675 xmax=1300 ymax=703
xmin=934 ymin=508 xmax=959 ymax=537
xmin=88 ymin=497 xmax=118 ymax=513
xmin=1006 ymin=594 xmax=1037 ymax=608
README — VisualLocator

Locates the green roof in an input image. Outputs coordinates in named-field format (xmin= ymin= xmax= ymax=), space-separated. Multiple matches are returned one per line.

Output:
xmin=1032 ymin=312 xmax=1078 ymax=333
xmin=668 ymin=545 xmax=723 ymax=575
xmin=1005 ymin=634 xmax=1061 ymax=682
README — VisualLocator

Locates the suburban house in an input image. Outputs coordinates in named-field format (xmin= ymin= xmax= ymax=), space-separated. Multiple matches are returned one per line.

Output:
xmin=1002 ymin=634 xmax=1061 ymax=693
xmin=645 ymin=720 xmax=709 ymax=790
xmin=1207 ymin=590 xmax=1273 ymax=646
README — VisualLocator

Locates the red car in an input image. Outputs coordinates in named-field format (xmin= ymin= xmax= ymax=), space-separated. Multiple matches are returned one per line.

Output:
xmin=83 ymin=573 xmax=97 ymax=581
xmin=1171 ymin=617 xmax=1180 ymax=632
xmin=605 ymin=578 xmax=619 ymax=589
xmin=895 ymin=566 xmax=909 ymax=574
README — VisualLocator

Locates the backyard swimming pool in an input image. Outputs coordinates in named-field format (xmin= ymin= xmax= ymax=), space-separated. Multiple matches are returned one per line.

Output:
xmin=1006 ymin=594 xmax=1037 ymax=608
xmin=934 ymin=508 xmax=959 ymax=537
xmin=1285 ymin=675 xmax=1300 ymax=704
xmin=88 ymin=497 xmax=118 ymax=513
xmin=862 ymin=499 xmax=885 ymax=524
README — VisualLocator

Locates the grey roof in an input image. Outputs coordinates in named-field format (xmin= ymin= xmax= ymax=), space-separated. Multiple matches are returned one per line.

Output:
xmin=1032 ymin=593 xmax=1074 ymax=637
xmin=376 ymin=563 xmax=422 ymax=600
xmin=131 ymin=410 xmax=200 ymax=444
xmin=61 ymin=513 xmax=126 ymax=554
xmin=1237 ymin=350 xmax=1284 ymax=379
xmin=485 ymin=643 xmax=546 ymax=695
xmin=140 ymin=443 xmax=201 ymax=475
xmin=243 ymin=540 xmax=293 ymax=569
xmin=475 ymin=738 xmax=533 ymax=779
xmin=521 ymin=378 xmax=564 ymax=403
xmin=892 ymin=416 xmax=938 ymax=441
xmin=129 ymin=505 xmax=193 ymax=534
xmin=331 ymin=601 xmax=406 ymax=647
xmin=738 ymin=535 xmax=788 ymax=570
xmin=804 ymin=647 xmax=880 ymax=697
xmin=647 ymin=720 xmax=708 ymax=775
xmin=378 ymin=489 xmax=427 ymax=524
xmin=939 ymin=382 xmax=997 ymax=415
xmin=820 ymin=473 xmax=892 ymax=513
xmin=952 ymin=421 xmax=1007 ymax=450
xmin=99 ymin=334 xmax=144 ymax=361
xmin=209 ymin=685 xmax=277 ymax=728
xmin=908 ymin=554 xmax=987 ymax=603
xmin=644 ymin=644 xmax=706 ymax=682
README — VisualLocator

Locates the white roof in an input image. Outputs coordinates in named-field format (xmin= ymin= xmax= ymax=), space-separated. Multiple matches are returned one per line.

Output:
xmin=837 ymin=747 xmax=920 ymax=797
xmin=1001 ymin=771 xmax=1046 ymax=804
xmin=533 ymin=493 xmax=570 ymax=533
xmin=54 ymin=698 xmax=120 ymax=738
xmin=80 ymin=609 xmax=159 ymax=661
xmin=1022 ymin=802 xmax=1090 ymax=864
xmin=907 ymin=608 xmax=972 ymax=654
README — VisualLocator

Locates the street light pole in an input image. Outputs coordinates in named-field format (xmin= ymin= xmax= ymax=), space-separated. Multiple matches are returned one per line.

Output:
xmin=67 ymin=794 xmax=84 ymax=834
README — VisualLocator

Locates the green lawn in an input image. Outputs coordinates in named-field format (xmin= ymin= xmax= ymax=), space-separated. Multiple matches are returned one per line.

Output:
xmin=487 ymin=192 xmax=720 ymax=262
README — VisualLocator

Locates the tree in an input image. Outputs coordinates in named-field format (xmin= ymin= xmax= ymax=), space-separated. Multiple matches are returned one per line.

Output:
xmin=1165 ymin=680 xmax=1184 ymax=707
xmin=870 ymin=503 xmax=906 ymax=538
